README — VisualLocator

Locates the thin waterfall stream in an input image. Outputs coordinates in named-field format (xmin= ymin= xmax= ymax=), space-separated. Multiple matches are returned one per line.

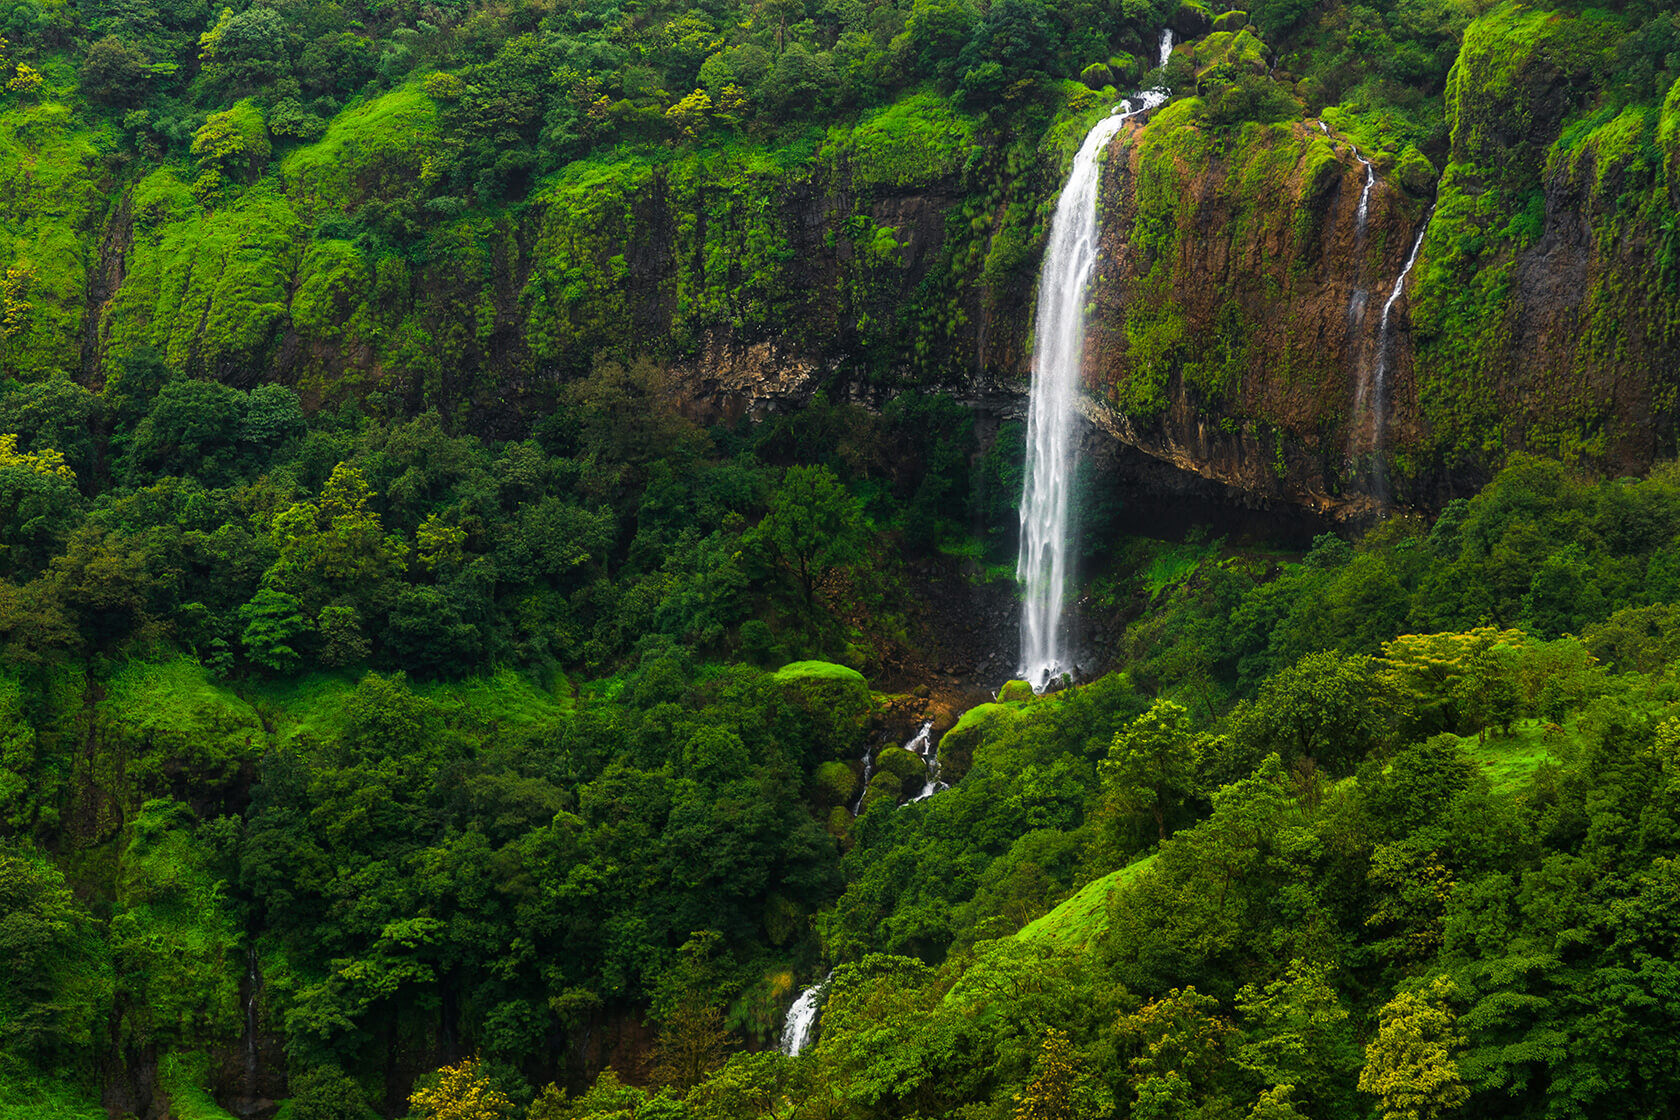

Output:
xmin=1366 ymin=210 xmax=1433 ymax=503
xmin=1015 ymin=77 xmax=1166 ymax=690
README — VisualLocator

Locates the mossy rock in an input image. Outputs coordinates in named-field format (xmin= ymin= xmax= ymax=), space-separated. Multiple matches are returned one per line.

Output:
xmin=812 ymin=760 xmax=858 ymax=808
xmin=938 ymin=702 xmax=1022 ymax=781
xmin=1170 ymin=0 xmax=1213 ymax=36
xmin=1396 ymin=144 xmax=1438 ymax=196
xmin=775 ymin=660 xmax=867 ymax=686
xmin=774 ymin=661 xmax=871 ymax=761
xmin=825 ymin=805 xmax=853 ymax=841
xmin=1108 ymin=52 xmax=1141 ymax=85
xmin=998 ymin=679 xmax=1035 ymax=702
xmin=861 ymin=769 xmax=903 ymax=810
xmin=874 ymin=745 xmax=927 ymax=783
xmin=1080 ymin=62 xmax=1115 ymax=90
xmin=1210 ymin=9 xmax=1248 ymax=32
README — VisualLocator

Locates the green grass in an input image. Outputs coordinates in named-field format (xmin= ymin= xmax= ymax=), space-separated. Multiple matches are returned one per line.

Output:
xmin=416 ymin=667 xmax=574 ymax=726
xmin=1454 ymin=718 xmax=1568 ymax=794
xmin=1017 ymin=853 xmax=1160 ymax=949
xmin=156 ymin=1052 xmax=239 ymax=1120
xmin=0 ymin=1072 xmax=105 ymax=1120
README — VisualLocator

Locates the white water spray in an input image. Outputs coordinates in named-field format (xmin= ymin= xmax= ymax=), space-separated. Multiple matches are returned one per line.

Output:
xmin=780 ymin=973 xmax=831 ymax=1056
xmin=1159 ymin=27 xmax=1174 ymax=68
xmin=901 ymin=720 xmax=947 ymax=803
xmin=1016 ymin=85 xmax=1166 ymax=689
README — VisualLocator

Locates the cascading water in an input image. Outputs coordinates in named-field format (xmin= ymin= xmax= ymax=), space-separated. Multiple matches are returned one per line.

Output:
xmin=1366 ymin=210 xmax=1433 ymax=503
xmin=1016 ymin=83 xmax=1166 ymax=690
xmin=1354 ymin=153 xmax=1374 ymax=238
xmin=780 ymin=972 xmax=831 ymax=1056
xmin=850 ymin=742 xmax=874 ymax=815
xmin=1159 ymin=27 xmax=1174 ymax=68
xmin=902 ymin=720 xmax=947 ymax=803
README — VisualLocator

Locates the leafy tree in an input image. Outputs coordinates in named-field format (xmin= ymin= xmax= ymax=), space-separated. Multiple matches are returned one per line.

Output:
xmin=750 ymin=464 xmax=869 ymax=609
xmin=409 ymin=1056 xmax=515 ymax=1120
xmin=1228 ymin=651 xmax=1385 ymax=776
xmin=1103 ymin=698 xmax=1200 ymax=840
xmin=239 ymin=587 xmax=312 ymax=672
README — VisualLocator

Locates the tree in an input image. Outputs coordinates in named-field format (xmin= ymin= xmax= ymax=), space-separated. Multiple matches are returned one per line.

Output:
xmin=1014 ymin=1028 xmax=1091 ymax=1120
xmin=651 ymin=1000 xmax=731 ymax=1091
xmin=239 ymin=587 xmax=312 ymax=672
xmin=1229 ymin=651 xmax=1385 ymax=775
xmin=408 ymin=1056 xmax=514 ymax=1120
xmin=1234 ymin=960 xmax=1360 ymax=1115
xmin=1357 ymin=979 xmax=1468 ymax=1120
xmin=80 ymin=36 xmax=150 ymax=105
xmin=750 ymin=465 xmax=869 ymax=609
xmin=1103 ymin=699 xmax=1200 ymax=840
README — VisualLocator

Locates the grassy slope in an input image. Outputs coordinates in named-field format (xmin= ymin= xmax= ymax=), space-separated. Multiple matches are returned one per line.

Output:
xmin=1017 ymin=853 xmax=1160 ymax=949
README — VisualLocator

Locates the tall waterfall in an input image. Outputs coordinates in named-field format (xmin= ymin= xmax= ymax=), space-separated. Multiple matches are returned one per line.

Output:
xmin=1016 ymin=87 xmax=1166 ymax=689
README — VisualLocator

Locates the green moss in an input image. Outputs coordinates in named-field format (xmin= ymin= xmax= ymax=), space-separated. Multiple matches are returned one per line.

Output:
xmin=775 ymin=660 xmax=867 ymax=685
xmin=0 ymin=101 xmax=103 ymax=381
xmin=104 ymin=656 xmax=266 ymax=792
xmin=116 ymin=801 xmax=243 ymax=1047
xmin=103 ymin=176 xmax=303 ymax=375
xmin=156 ymin=1051 xmax=240 ymax=1120
xmin=997 ymin=679 xmax=1035 ymax=702
xmin=825 ymin=91 xmax=974 ymax=189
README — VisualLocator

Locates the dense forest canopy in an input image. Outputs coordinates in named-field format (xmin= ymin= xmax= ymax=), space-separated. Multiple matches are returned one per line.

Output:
xmin=8 ymin=0 xmax=1680 ymax=1114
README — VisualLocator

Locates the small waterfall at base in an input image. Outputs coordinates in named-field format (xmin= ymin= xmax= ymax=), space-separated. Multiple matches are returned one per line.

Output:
xmin=1017 ymin=88 xmax=1166 ymax=692
xmin=780 ymin=972 xmax=832 ymax=1056
xmin=1366 ymin=210 xmax=1433 ymax=504
xmin=850 ymin=742 xmax=874 ymax=815
xmin=902 ymin=720 xmax=947 ymax=803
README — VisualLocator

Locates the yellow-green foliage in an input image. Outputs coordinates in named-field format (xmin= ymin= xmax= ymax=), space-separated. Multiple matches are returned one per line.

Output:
xmin=103 ymin=656 xmax=266 ymax=792
xmin=0 ymin=101 xmax=102 ymax=380
xmin=281 ymin=83 xmax=436 ymax=218
xmin=825 ymin=91 xmax=974 ymax=189
xmin=191 ymin=99 xmax=270 ymax=180
xmin=103 ymin=174 xmax=303 ymax=373
xmin=113 ymin=801 xmax=242 ymax=1046
xmin=775 ymin=659 xmax=867 ymax=685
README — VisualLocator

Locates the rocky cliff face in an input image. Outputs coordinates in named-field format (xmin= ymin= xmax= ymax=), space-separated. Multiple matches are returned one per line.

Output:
xmin=1078 ymin=5 xmax=1680 ymax=516
xmin=18 ymin=4 xmax=1673 ymax=515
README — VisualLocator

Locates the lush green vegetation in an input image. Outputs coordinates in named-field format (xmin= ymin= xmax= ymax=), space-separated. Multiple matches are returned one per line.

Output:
xmin=6 ymin=0 xmax=1680 ymax=1113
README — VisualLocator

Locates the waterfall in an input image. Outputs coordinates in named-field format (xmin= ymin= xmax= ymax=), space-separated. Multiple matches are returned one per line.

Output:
xmin=1016 ymin=88 xmax=1166 ymax=691
xmin=780 ymin=973 xmax=831 ymax=1056
xmin=1366 ymin=211 xmax=1433 ymax=503
xmin=1159 ymin=27 xmax=1174 ymax=68
xmin=902 ymin=719 xmax=947 ymax=803
xmin=1354 ymin=153 xmax=1374 ymax=238
xmin=850 ymin=741 xmax=874 ymax=815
